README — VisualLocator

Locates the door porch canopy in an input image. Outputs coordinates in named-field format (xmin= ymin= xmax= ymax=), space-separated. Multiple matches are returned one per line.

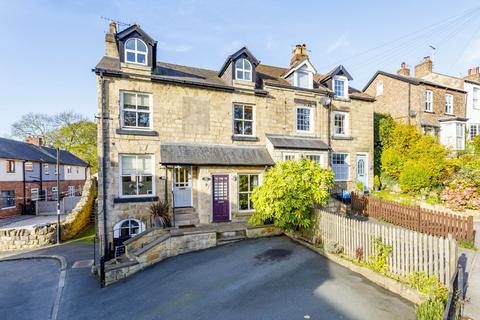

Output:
xmin=159 ymin=142 xmax=275 ymax=166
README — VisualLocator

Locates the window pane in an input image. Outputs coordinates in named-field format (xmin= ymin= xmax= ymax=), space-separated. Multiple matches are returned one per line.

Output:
xmin=137 ymin=40 xmax=147 ymax=52
xmin=137 ymin=112 xmax=150 ymax=127
xmin=125 ymin=39 xmax=135 ymax=50
xmin=137 ymin=54 xmax=146 ymax=64
xmin=250 ymin=175 xmax=259 ymax=191
xmin=138 ymin=176 xmax=153 ymax=195
xmin=298 ymin=71 xmax=309 ymax=88
xmin=123 ymin=111 xmax=137 ymax=127
xmin=233 ymin=120 xmax=243 ymax=135
xmin=244 ymin=106 xmax=253 ymax=120
xmin=121 ymin=156 xmax=136 ymax=175
xmin=239 ymin=175 xmax=248 ymax=192
xmin=234 ymin=106 xmax=243 ymax=119
xmin=243 ymin=59 xmax=251 ymax=70
xmin=235 ymin=59 xmax=243 ymax=68
xmin=122 ymin=176 xmax=137 ymax=195
xmin=244 ymin=71 xmax=251 ymax=81
xmin=243 ymin=121 xmax=253 ymax=135
xmin=239 ymin=193 xmax=249 ymax=210
xmin=124 ymin=93 xmax=136 ymax=106
xmin=137 ymin=156 xmax=152 ymax=174
xmin=126 ymin=52 xmax=136 ymax=62
xmin=137 ymin=94 xmax=149 ymax=108
xmin=236 ymin=70 xmax=243 ymax=80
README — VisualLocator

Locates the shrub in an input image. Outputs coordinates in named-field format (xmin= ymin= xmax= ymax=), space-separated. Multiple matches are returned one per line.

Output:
xmin=406 ymin=272 xmax=448 ymax=302
xmin=356 ymin=180 xmax=364 ymax=192
xmin=368 ymin=237 xmax=392 ymax=274
xmin=415 ymin=299 xmax=444 ymax=320
xmin=149 ymin=200 xmax=171 ymax=228
xmin=399 ymin=159 xmax=443 ymax=193
xmin=325 ymin=241 xmax=343 ymax=254
xmin=441 ymin=179 xmax=480 ymax=211
xmin=373 ymin=175 xmax=381 ymax=189
xmin=249 ymin=158 xmax=334 ymax=231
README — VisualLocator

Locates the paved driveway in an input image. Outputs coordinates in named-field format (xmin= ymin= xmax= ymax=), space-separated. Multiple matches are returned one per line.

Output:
xmin=58 ymin=236 xmax=414 ymax=320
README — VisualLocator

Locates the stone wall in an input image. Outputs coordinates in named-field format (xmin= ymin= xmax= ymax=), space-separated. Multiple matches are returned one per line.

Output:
xmin=0 ymin=175 xmax=97 ymax=251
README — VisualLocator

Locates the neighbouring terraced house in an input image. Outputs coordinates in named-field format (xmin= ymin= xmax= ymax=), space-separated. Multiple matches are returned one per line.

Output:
xmin=364 ymin=56 xmax=472 ymax=151
xmin=0 ymin=136 xmax=90 ymax=218
xmin=94 ymin=22 xmax=374 ymax=251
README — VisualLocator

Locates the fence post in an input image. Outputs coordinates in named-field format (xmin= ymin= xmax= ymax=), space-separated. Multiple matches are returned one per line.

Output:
xmin=467 ymin=215 xmax=474 ymax=243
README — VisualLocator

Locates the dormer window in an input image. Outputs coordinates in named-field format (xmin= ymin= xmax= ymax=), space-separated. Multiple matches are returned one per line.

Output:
xmin=125 ymin=38 xmax=147 ymax=65
xmin=333 ymin=76 xmax=349 ymax=98
xmin=296 ymin=67 xmax=311 ymax=89
xmin=235 ymin=58 xmax=252 ymax=81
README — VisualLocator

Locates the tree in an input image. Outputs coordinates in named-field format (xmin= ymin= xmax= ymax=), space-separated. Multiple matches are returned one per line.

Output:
xmin=249 ymin=158 xmax=334 ymax=231
xmin=10 ymin=111 xmax=97 ymax=172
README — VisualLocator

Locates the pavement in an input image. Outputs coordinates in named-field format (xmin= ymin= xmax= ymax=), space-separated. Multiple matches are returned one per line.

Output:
xmin=462 ymin=220 xmax=480 ymax=319
xmin=0 ymin=214 xmax=67 ymax=229
xmin=0 ymin=236 xmax=414 ymax=320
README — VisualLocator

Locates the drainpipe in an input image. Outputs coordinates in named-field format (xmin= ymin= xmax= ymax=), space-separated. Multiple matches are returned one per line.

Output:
xmin=22 ymin=161 xmax=26 ymax=214
xmin=408 ymin=83 xmax=412 ymax=125
xmin=100 ymin=72 xmax=109 ymax=266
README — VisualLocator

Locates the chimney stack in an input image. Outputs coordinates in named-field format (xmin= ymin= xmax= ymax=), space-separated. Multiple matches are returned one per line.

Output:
xmin=105 ymin=21 xmax=119 ymax=58
xmin=290 ymin=44 xmax=309 ymax=67
xmin=25 ymin=136 xmax=43 ymax=146
xmin=414 ymin=56 xmax=433 ymax=78
xmin=397 ymin=62 xmax=411 ymax=77
xmin=464 ymin=66 xmax=480 ymax=82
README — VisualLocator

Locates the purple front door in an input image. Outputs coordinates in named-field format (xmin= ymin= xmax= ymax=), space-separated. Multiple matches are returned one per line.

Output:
xmin=212 ymin=175 xmax=230 ymax=222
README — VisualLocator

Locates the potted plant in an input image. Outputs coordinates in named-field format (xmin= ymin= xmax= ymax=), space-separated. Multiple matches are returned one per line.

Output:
xmin=356 ymin=180 xmax=364 ymax=194
xmin=149 ymin=200 xmax=172 ymax=228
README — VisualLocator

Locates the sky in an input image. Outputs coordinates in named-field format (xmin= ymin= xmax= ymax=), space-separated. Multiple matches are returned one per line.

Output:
xmin=1 ymin=0 xmax=480 ymax=137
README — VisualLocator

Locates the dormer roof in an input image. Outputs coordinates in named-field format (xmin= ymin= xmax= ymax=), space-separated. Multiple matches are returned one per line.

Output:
xmin=116 ymin=24 xmax=156 ymax=46
xmin=218 ymin=46 xmax=260 ymax=77
xmin=318 ymin=65 xmax=353 ymax=83
xmin=282 ymin=58 xmax=317 ymax=79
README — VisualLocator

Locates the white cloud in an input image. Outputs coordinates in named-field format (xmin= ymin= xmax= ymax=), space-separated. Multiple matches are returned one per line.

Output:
xmin=327 ymin=32 xmax=350 ymax=53
xmin=157 ymin=42 xmax=192 ymax=53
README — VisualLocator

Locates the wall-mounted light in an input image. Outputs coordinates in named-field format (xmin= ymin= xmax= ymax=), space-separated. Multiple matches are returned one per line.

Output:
xmin=159 ymin=176 xmax=167 ymax=180
xmin=202 ymin=177 xmax=211 ymax=181
xmin=232 ymin=175 xmax=237 ymax=182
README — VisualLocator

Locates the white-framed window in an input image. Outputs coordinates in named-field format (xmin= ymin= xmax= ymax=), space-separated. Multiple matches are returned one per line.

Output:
xmin=470 ymin=124 xmax=480 ymax=140
xmin=333 ymin=76 xmax=347 ymax=98
xmin=473 ymin=87 xmax=479 ymax=109
xmin=333 ymin=111 xmax=349 ymax=136
xmin=332 ymin=153 xmax=349 ymax=181
xmin=283 ymin=153 xmax=298 ymax=161
xmin=121 ymin=91 xmax=152 ymax=129
xmin=456 ymin=123 xmax=465 ymax=150
xmin=43 ymin=163 xmax=49 ymax=175
xmin=234 ymin=58 xmax=252 ymax=81
xmin=113 ymin=219 xmax=145 ymax=239
xmin=238 ymin=174 xmax=259 ymax=211
xmin=424 ymin=90 xmax=433 ymax=112
xmin=68 ymin=186 xmax=75 ymax=197
xmin=125 ymin=38 xmax=147 ymax=65
xmin=376 ymin=80 xmax=384 ymax=96
xmin=233 ymin=104 xmax=254 ymax=136
xmin=445 ymin=94 xmax=453 ymax=114
xmin=1 ymin=190 xmax=15 ymax=209
xmin=67 ymin=166 xmax=72 ymax=174
xmin=305 ymin=154 xmax=323 ymax=166
xmin=52 ymin=187 xmax=58 ymax=201
xmin=120 ymin=155 xmax=154 ymax=197
xmin=25 ymin=162 xmax=33 ymax=172
xmin=31 ymin=188 xmax=39 ymax=201
xmin=6 ymin=160 xmax=15 ymax=173
xmin=296 ymin=106 xmax=313 ymax=132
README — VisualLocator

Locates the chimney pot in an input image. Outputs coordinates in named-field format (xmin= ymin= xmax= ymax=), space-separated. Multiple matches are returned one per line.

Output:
xmin=290 ymin=43 xmax=309 ymax=67
xmin=25 ymin=136 xmax=43 ymax=146
xmin=397 ymin=62 xmax=410 ymax=76
xmin=109 ymin=21 xmax=117 ymax=34
xmin=401 ymin=62 xmax=406 ymax=69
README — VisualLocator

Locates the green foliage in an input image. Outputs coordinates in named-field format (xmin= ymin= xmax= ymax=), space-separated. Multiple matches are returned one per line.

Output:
xmin=399 ymin=159 xmax=444 ymax=193
xmin=150 ymin=200 xmax=171 ymax=228
xmin=249 ymin=158 xmax=334 ymax=231
xmin=374 ymin=113 xmax=395 ymax=176
xmin=325 ymin=241 xmax=343 ymax=254
xmin=356 ymin=180 xmax=364 ymax=192
xmin=471 ymin=135 xmax=480 ymax=155
xmin=406 ymin=272 xmax=448 ymax=302
xmin=415 ymin=299 xmax=445 ymax=320
xmin=367 ymin=237 xmax=392 ymax=274
xmin=373 ymin=175 xmax=381 ymax=189
xmin=458 ymin=240 xmax=477 ymax=250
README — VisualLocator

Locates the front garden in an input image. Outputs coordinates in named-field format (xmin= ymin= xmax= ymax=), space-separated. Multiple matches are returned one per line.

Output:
xmin=373 ymin=113 xmax=480 ymax=213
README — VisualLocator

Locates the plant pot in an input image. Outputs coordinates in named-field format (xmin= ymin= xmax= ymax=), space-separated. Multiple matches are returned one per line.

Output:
xmin=153 ymin=216 xmax=163 ymax=228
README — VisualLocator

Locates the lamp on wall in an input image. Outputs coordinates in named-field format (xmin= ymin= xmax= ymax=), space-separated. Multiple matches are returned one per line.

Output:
xmin=202 ymin=176 xmax=211 ymax=181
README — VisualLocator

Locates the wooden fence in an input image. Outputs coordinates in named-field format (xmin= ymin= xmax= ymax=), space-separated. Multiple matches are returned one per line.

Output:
xmin=316 ymin=209 xmax=458 ymax=285
xmin=351 ymin=193 xmax=474 ymax=242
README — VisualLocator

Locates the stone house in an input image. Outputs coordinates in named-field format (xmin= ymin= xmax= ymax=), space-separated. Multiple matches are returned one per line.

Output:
xmin=94 ymin=22 xmax=374 ymax=250
xmin=463 ymin=67 xmax=480 ymax=140
xmin=363 ymin=57 xmax=468 ymax=151
xmin=0 ymin=136 xmax=90 ymax=218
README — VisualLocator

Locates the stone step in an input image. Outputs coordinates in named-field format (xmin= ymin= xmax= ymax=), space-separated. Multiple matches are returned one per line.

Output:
xmin=173 ymin=207 xmax=196 ymax=214
xmin=217 ymin=235 xmax=245 ymax=245
xmin=174 ymin=212 xmax=198 ymax=221
xmin=175 ymin=219 xmax=199 ymax=227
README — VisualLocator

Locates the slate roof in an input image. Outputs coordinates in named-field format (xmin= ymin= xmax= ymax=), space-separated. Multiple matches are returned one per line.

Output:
xmin=159 ymin=142 xmax=275 ymax=166
xmin=95 ymin=57 xmax=374 ymax=101
xmin=0 ymin=137 xmax=90 ymax=166
xmin=266 ymin=134 xmax=330 ymax=151
xmin=363 ymin=71 xmax=467 ymax=93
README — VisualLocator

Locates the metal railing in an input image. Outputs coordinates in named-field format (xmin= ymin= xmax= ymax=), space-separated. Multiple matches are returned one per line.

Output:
xmin=443 ymin=257 xmax=466 ymax=319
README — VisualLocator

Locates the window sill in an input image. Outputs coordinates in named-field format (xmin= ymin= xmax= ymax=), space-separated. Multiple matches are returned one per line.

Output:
xmin=232 ymin=135 xmax=258 ymax=141
xmin=1 ymin=206 xmax=16 ymax=210
xmin=114 ymin=196 xmax=158 ymax=204
xmin=331 ymin=135 xmax=353 ymax=140
xmin=424 ymin=110 xmax=435 ymax=114
xmin=116 ymin=129 xmax=159 ymax=136
xmin=333 ymin=97 xmax=350 ymax=102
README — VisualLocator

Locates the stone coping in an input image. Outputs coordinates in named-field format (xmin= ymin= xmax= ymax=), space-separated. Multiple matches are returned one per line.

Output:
xmin=132 ymin=233 xmax=171 ymax=256
xmin=105 ymin=259 xmax=139 ymax=272
xmin=285 ymin=233 xmax=429 ymax=305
